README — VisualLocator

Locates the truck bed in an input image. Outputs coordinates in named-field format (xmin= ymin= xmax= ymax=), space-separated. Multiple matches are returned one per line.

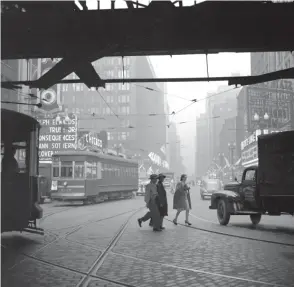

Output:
xmin=258 ymin=131 xmax=294 ymax=197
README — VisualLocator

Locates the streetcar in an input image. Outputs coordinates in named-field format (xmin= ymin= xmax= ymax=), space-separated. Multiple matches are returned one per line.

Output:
xmin=1 ymin=109 xmax=44 ymax=235
xmin=50 ymin=151 xmax=139 ymax=204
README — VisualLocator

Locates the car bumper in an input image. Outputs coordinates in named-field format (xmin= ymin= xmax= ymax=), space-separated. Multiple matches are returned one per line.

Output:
xmin=201 ymin=191 xmax=217 ymax=197
xmin=136 ymin=192 xmax=145 ymax=196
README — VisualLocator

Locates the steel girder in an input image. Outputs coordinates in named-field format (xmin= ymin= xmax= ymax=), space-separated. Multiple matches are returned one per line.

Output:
xmin=2 ymin=1 xmax=294 ymax=60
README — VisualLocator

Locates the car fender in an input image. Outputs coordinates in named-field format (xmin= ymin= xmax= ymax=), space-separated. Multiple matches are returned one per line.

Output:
xmin=210 ymin=190 xmax=240 ymax=210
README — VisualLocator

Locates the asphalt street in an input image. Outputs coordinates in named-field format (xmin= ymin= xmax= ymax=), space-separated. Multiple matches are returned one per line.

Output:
xmin=2 ymin=187 xmax=294 ymax=287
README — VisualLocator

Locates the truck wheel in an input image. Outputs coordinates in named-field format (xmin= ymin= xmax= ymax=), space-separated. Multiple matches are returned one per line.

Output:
xmin=217 ymin=199 xmax=230 ymax=226
xmin=250 ymin=214 xmax=261 ymax=225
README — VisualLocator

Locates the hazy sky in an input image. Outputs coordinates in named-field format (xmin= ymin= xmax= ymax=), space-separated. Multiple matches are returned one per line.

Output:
xmin=84 ymin=0 xmax=251 ymax=175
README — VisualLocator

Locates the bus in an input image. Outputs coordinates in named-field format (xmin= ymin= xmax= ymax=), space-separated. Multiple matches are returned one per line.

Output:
xmin=50 ymin=151 xmax=138 ymax=204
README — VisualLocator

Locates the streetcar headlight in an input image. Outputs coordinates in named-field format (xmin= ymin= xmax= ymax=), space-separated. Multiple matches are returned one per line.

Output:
xmin=64 ymin=182 xmax=67 ymax=187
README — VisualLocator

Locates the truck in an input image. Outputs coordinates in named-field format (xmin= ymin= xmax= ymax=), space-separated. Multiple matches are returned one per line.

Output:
xmin=209 ymin=130 xmax=294 ymax=225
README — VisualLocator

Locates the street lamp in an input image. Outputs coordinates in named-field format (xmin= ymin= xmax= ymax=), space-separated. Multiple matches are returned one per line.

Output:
xmin=253 ymin=112 xmax=270 ymax=130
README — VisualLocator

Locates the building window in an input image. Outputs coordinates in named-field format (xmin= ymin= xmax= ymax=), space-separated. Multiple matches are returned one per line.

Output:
xmin=121 ymin=132 xmax=127 ymax=140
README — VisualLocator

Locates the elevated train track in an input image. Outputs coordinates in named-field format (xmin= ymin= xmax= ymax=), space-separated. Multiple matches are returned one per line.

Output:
xmin=1 ymin=1 xmax=294 ymax=90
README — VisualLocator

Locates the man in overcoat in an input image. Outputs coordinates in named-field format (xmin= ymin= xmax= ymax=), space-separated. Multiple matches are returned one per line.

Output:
xmin=137 ymin=174 xmax=162 ymax=231
xmin=157 ymin=173 xmax=168 ymax=229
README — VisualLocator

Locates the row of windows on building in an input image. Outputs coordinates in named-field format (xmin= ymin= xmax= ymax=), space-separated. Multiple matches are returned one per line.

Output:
xmin=67 ymin=104 xmax=130 ymax=116
xmin=107 ymin=131 xmax=131 ymax=141
xmin=53 ymin=160 xmax=137 ymax=179
xmin=61 ymin=82 xmax=131 ymax=92
xmin=102 ymin=106 xmax=130 ymax=115
xmin=93 ymin=57 xmax=131 ymax=67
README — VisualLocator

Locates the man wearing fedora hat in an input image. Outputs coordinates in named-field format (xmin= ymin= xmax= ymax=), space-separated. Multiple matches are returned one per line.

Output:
xmin=137 ymin=174 xmax=162 ymax=231
xmin=157 ymin=173 xmax=168 ymax=229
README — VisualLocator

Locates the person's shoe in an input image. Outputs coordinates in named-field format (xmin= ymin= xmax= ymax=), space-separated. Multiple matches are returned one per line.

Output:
xmin=160 ymin=226 xmax=165 ymax=230
xmin=149 ymin=221 xmax=153 ymax=227
xmin=137 ymin=218 xmax=142 ymax=227
xmin=185 ymin=220 xmax=192 ymax=226
xmin=153 ymin=228 xmax=162 ymax=232
xmin=173 ymin=219 xmax=177 ymax=225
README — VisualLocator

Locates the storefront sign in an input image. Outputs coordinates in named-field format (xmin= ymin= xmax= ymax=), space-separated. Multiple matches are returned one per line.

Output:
xmin=37 ymin=113 xmax=77 ymax=161
xmin=77 ymin=131 xmax=103 ymax=152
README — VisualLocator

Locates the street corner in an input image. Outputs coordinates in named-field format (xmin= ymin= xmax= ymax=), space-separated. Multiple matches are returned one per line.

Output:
xmin=92 ymin=252 xmax=268 ymax=287
xmin=2 ymin=258 xmax=83 ymax=287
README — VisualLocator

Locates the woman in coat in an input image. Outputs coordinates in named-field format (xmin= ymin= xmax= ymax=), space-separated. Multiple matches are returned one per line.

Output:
xmin=173 ymin=174 xmax=192 ymax=225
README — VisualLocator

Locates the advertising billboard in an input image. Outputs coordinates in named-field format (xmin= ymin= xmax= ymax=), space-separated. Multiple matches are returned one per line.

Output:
xmin=77 ymin=131 xmax=103 ymax=152
xmin=37 ymin=113 xmax=78 ymax=161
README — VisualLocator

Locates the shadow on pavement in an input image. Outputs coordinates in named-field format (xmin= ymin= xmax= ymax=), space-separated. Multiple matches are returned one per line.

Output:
xmin=230 ymin=223 xmax=294 ymax=236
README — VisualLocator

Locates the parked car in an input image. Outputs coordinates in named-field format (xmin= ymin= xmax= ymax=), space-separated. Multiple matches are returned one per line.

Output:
xmin=200 ymin=179 xmax=221 ymax=200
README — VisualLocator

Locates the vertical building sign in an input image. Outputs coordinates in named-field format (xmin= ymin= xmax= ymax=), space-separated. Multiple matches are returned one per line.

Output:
xmin=37 ymin=113 xmax=78 ymax=161
xmin=37 ymin=58 xmax=62 ymax=114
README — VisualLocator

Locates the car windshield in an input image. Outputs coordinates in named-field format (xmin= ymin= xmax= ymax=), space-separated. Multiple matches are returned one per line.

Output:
xmin=206 ymin=181 xmax=220 ymax=190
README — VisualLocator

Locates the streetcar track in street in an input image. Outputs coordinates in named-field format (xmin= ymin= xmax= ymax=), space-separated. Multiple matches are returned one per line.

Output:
xmin=165 ymin=217 xmax=294 ymax=247
xmin=76 ymin=207 xmax=143 ymax=287
xmin=4 ymin=208 xmax=142 ymax=287
xmin=6 ymin=207 xmax=144 ymax=270
xmin=110 ymin=251 xmax=287 ymax=287
xmin=3 ymin=211 xmax=290 ymax=287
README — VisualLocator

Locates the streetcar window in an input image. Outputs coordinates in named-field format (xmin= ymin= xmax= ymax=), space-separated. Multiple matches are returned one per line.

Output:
xmin=97 ymin=162 xmax=102 ymax=179
xmin=92 ymin=162 xmax=97 ymax=178
xmin=61 ymin=161 xmax=73 ymax=178
xmin=53 ymin=166 xmax=60 ymax=178
xmin=74 ymin=161 xmax=85 ymax=178
xmin=86 ymin=161 xmax=93 ymax=179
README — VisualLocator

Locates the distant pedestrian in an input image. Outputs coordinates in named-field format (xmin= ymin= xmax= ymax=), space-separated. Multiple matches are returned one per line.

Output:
xmin=173 ymin=174 xmax=192 ymax=225
xmin=137 ymin=174 xmax=162 ymax=231
xmin=157 ymin=173 xmax=168 ymax=229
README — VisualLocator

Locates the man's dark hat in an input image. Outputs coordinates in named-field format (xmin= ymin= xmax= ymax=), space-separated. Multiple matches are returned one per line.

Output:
xmin=158 ymin=173 xmax=166 ymax=178
xmin=149 ymin=174 xmax=158 ymax=180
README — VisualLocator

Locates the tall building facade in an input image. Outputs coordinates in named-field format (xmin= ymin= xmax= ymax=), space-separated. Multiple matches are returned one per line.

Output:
xmin=168 ymin=122 xmax=185 ymax=177
xmin=60 ymin=56 xmax=169 ymax=173
xmin=206 ymin=84 xmax=239 ymax=164
xmin=236 ymin=51 xmax=294 ymax=168
xmin=195 ymin=113 xmax=209 ymax=178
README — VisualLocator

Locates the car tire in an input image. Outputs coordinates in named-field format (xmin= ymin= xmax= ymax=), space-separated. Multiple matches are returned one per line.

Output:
xmin=201 ymin=194 xmax=204 ymax=200
xmin=250 ymin=214 xmax=262 ymax=225
xmin=217 ymin=199 xmax=230 ymax=226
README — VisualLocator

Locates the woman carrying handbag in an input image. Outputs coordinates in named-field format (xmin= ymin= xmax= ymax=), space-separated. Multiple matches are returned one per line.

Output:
xmin=172 ymin=174 xmax=192 ymax=225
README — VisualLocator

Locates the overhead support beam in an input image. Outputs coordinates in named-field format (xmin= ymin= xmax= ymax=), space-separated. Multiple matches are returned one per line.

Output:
xmin=34 ymin=57 xmax=105 ymax=89
xmin=2 ymin=1 xmax=294 ymax=60
xmin=3 ymin=68 xmax=294 ymax=90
